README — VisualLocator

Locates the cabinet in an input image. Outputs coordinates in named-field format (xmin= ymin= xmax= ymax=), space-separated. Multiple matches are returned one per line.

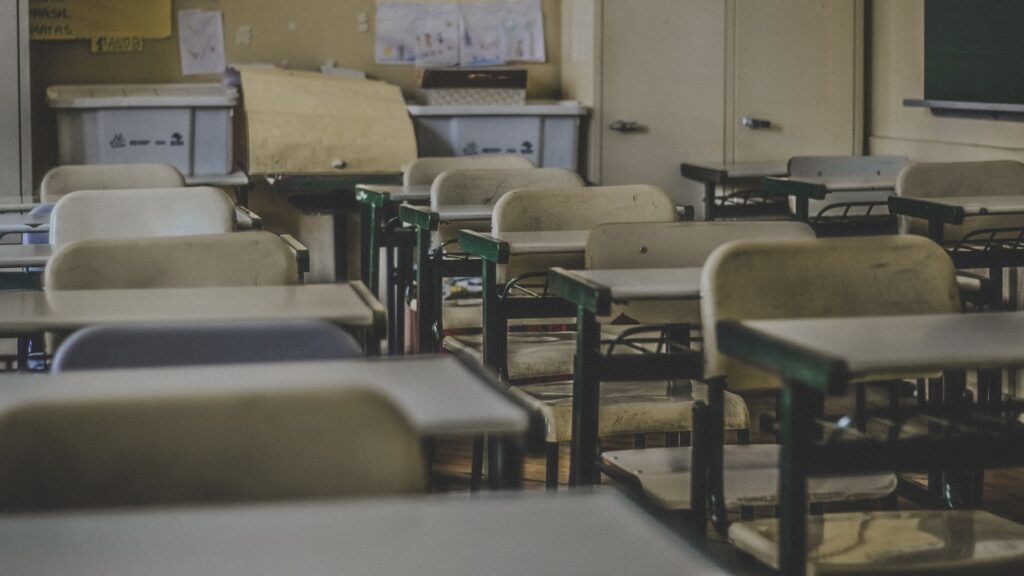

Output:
xmin=0 ymin=0 xmax=31 ymax=200
xmin=574 ymin=0 xmax=863 ymax=218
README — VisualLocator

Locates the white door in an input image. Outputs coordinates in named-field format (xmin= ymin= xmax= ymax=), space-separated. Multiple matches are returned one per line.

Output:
xmin=730 ymin=0 xmax=862 ymax=161
xmin=599 ymin=0 xmax=726 ymax=209
xmin=598 ymin=0 xmax=862 ymax=217
xmin=0 ymin=0 xmax=29 ymax=200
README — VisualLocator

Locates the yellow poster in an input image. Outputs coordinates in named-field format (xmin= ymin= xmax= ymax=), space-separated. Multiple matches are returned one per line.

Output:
xmin=29 ymin=0 xmax=171 ymax=40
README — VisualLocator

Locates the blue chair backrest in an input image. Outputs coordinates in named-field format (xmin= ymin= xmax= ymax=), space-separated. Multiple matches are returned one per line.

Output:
xmin=51 ymin=320 xmax=363 ymax=372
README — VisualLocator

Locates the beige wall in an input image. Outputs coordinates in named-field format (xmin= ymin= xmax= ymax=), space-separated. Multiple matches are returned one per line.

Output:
xmin=559 ymin=0 xmax=598 ymax=182
xmin=870 ymin=0 xmax=1024 ymax=162
xmin=29 ymin=0 xmax=563 ymax=183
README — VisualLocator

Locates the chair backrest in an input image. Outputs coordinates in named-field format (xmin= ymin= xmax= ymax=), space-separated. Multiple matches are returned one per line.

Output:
xmin=586 ymin=221 xmax=816 ymax=270
xmin=896 ymin=160 xmax=1024 ymax=237
xmin=701 ymin=235 xmax=961 ymax=391
xmin=492 ymin=185 xmax=677 ymax=281
xmin=788 ymin=155 xmax=909 ymax=178
xmin=431 ymin=167 xmax=584 ymax=243
xmin=40 ymin=163 xmax=186 ymax=203
xmin=0 ymin=385 xmax=425 ymax=511
xmin=585 ymin=221 xmax=815 ymax=325
xmin=403 ymin=155 xmax=535 ymax=187
xmin=49 ymin=187 xmax=236 ymax=246
xmin=51 ymin=320 xmax=362 ymax=372
xmin=45 ymin=231 xmax=299 ymax=290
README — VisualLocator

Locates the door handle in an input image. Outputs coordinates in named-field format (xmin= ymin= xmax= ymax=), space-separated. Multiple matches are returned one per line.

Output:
xmin=609 ymin=120 xmax=646 ymax=133
xmin=741 ymin=116 xmax=772 ymax=129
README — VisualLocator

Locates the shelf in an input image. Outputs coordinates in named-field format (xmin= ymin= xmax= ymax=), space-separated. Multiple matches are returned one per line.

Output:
xmin=904 ymin=98 xmax=1024 ymax=121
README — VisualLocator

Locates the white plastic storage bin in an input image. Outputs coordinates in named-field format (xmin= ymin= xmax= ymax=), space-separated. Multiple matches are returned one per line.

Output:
xmin=47 ymin=84 xmax=238 ymax=177
xmin=407 ymin=102 xmax=588 ymax=172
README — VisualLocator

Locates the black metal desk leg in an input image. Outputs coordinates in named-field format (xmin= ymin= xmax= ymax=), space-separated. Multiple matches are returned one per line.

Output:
xmin=386 ymin=239 xmax=399 ymax=356
xmin=414 ymin=228 xmax=433 ymax=353
xmin=794 ymin=198 xmax=810 ymax=222
xmin=362 ymin=203 xmax=377 ymax=293
xmin=570 ymin=308 xmax=602 ymax=486
xmin=704 ymin=181 xmax=717 ymax=221
xmin=778 ymin=381 xmax=815 ymax=576
xmin=486 ymin=436 xmax=525 ymax=490
xmin=395 ymin=233 xmax=412 ymax=355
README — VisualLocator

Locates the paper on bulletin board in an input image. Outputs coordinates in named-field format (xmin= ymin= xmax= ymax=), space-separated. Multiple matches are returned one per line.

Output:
xmin=178 ymin=9 xmax=226 ymax=76
xmin=239 ymin=67 xmax=418 ymax=174
xmin=29 ymin=0 xmax=172 ymax=40
xmin=375 ymin=0 xmax=545 ymax=66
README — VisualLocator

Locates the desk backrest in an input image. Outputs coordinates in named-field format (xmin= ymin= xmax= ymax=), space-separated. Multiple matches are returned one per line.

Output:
xmin=403 ymin=155 xmax=534 ymax=187
xmin=492 ymin=185 xmax=676 ymax=282
xmin=45 ymin=231 xmax=298 ymax=290
xmin=50 ymin=187 xmax=236 ymax=246
xmin=40 ymin=164 xmax=186 ymax=203
xmin=896 ymin=160 xmax=1024 ymax=237
xmin=0 ymin=385 xmax=425 ymax=511
xmin=586 ymin=221 xmax=816 ymax=270
xmin=788 ymin=155 xmax=909 ymax=178
xmin=702 ymin=235 xmax=960 ymax=391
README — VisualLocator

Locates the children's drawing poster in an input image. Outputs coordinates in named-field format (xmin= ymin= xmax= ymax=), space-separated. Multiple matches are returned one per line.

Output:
xmin=375 ymin=0 xmax=545 ymax=67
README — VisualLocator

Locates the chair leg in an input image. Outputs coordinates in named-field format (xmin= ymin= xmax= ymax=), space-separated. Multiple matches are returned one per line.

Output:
xmin=737 ymin=428 xmax=750 ymax=445
xmin=545 ymin=442 xmax=560 ymax=491
xmin=470 ymin=436 xmax=484 ymax=492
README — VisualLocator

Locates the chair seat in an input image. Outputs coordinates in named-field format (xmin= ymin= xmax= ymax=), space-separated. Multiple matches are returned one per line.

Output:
xmin=515 ymin=380 xmax=749 ymax=443
xmin=729 ymin=510 xmax=1024 ymax=575
xmin=443 ymin=332 xmax=580 ymax=381
xmin=602 ymin=444 xmax=896 ymax=510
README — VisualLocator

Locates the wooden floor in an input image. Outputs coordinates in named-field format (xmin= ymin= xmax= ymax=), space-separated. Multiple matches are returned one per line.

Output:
xmin=430 ymin=385 xmax=1024 ymax=575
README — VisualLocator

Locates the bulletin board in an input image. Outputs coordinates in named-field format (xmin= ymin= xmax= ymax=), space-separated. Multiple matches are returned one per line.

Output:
xmin=29 ymin=0 xmax=171 ymax=41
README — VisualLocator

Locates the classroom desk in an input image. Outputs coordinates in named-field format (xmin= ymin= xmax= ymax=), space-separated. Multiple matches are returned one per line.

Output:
xmin=355 ymin=184 xmax=431 ymax=354
xmin=889 ymin=195 xmax=1024 ymax=264
xmin=547 ymin=266 xmax=704 ymax=485
xmin=262 ymin=172 xmax=402 ymax=281
xmin=0 ymin=492 xmax=730 ymax=576
xmin=457 ymin=230 xmax=589 ymax=372
xmin=399 ymin=204 xmax=491 ymax=352
xmin=762 ymin=174 xmax=896 ymax=223
xmin=716 ymin=312 xmax=1024 ymax=576
xmin=679 ymin=161 xmax=788 ymax=221
xmin=0 ymin=283 xmax=386 ymax=354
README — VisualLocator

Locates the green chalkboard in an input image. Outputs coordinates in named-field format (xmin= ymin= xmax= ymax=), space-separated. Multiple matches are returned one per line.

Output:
xmin=925 ymin=0 xmax=1024 ymax=105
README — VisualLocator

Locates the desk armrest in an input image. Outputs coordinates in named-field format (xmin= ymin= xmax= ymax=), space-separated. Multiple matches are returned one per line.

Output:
xmin=457 ymin=230 xmax=508 ymax=263
xmin=279 ymin=234 xmax=310 ymax=282
xmin=398 ymin=203 xmax=438 ymax=231
xmin=235 ymin=205 xmax=263 ymax=230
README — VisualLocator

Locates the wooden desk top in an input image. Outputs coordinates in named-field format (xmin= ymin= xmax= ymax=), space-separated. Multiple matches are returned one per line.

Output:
xmin=0 ymin=492 xmax=729 ymax=576
xmin=0 ymin=283 xmax=382 ymax=333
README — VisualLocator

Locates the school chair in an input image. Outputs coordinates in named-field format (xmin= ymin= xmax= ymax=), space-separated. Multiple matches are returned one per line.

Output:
xmin=422 ymin=168 xmax=585 ymax=343
xmin=48 ymin=186 xmax=237 ymax=246
xmin=403 ymin=155 xmax=534 ymax=187
xmin=50 ymin=320 xmax=361 ymax=372
xmin=699 ymin=235 xmax=1023 ymax=575
xmin=896 ymin=160 xmax=1024 ymax=309
xmin=604 ymin=234 xmax=940 ymax=524
xmin=39 ymin=163 xmax=186 ymax=203
xmin=0 ymin=386 xmax=425 ymax=511
xmin=789 ymin=155 xmax=908 ymax=235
